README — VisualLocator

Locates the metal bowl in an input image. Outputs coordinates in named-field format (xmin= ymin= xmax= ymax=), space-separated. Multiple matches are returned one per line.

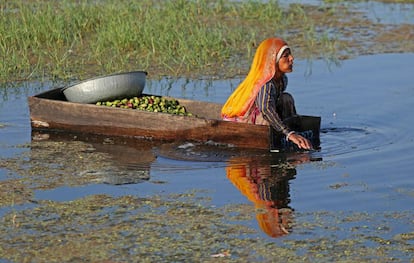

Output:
xmin=63 ymin=71 xmax=147 ymax=104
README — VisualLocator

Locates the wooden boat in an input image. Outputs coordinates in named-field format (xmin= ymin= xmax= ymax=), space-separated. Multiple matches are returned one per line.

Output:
xmin=28 ymin=88 xmax=320 ymax=151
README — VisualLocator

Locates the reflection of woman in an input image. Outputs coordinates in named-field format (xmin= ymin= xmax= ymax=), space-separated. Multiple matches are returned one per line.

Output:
xmin=226 ymin=156 xmax=297 ymax=238
xmin=221 ymin=37 xmax=312 ymax=150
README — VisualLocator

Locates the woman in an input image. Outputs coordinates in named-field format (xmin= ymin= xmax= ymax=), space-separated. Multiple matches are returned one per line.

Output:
xmin=221 ymin=37 xmax=312 ymax=150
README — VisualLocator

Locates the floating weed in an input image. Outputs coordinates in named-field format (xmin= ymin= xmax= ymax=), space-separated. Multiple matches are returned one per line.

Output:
xmin=0 ymin=178 xmax=33 ymax=207
xmin=0 ymin=138 xmax=413 ymax=261
xmin=2 ymin=194 xmax=413 ymax=262
xmin=0 ymin=123 xmax=413 ymax=261
xmin=0 ymin=140 xmax=127 ymax=207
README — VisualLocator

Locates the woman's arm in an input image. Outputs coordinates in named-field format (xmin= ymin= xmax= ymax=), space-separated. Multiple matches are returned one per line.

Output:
xmin=256 ymin=83 xmax=313 ymax=150
xmin=256 ymin=82 xmax=290 ymax=135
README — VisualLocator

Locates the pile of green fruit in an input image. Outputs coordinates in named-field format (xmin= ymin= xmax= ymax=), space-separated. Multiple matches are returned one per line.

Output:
xmin=95 ymin=95 xmax=194 ymax=116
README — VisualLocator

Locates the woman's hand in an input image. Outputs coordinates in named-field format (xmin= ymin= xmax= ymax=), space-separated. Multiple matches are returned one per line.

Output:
xmin=288 ymin=133 xmax=313 ymax=150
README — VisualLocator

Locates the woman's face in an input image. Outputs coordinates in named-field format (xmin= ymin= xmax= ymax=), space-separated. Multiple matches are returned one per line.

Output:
xmin=277 ymin=48 xmax=294 ymax=73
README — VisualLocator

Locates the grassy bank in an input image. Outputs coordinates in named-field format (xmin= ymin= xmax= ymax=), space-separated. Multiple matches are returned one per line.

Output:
xmin=0 ymin=0 xmax=413 ymax=82
xmin=0 ymin=0 xmax=343 ymax=82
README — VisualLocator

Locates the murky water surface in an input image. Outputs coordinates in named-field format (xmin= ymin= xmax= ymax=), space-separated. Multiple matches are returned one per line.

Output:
xmin=1 ymin=53 xmax=413 ymax=261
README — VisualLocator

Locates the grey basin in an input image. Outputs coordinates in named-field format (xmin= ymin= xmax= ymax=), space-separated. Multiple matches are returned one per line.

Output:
xmin=63 ymin=71 xmax=147 ymax=104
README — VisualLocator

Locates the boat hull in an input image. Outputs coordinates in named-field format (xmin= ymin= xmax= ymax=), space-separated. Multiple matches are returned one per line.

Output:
xmin=28 ymin=88 xmax=320 ymax=151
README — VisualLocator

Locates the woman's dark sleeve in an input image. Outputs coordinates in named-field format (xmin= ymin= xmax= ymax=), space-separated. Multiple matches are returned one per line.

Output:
xmin=256 ymin=83 xmax=291 ymax=135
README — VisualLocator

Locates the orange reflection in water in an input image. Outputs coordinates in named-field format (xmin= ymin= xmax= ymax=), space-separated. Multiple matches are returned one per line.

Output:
xmin=226 ymin=153 xmax=314 ymax=238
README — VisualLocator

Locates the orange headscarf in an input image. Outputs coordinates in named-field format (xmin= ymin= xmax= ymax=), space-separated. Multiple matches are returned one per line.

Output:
xmin=221 ymin=37 xmax=289 ymax=119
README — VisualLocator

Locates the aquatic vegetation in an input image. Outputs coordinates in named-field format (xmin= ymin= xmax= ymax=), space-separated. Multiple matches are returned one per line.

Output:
xmin=0 ymin=139 xmax=413 ymax=262
xmin=2 ymin=0 xmax=412 ymax=82
xmin=0 ymin=190 xmax=413 ymax=262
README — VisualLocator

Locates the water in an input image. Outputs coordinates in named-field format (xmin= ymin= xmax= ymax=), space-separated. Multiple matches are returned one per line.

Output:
xmin=281 ymin=0 xmax=414 ymax=24
xmin=1 ymin=53 xmax=413 ymax=261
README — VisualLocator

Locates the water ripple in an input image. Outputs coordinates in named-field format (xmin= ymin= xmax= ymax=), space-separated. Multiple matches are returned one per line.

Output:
xmin=319 ymin=118 xmax=399 ymax=159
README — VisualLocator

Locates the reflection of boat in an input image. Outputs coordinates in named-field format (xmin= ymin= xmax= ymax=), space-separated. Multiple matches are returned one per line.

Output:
xmin=28 ymin=88 xmax=320 ymax=151
xmin=32 ymin=130 xmax=157 ymax=185
xmin=226 ymin=154 xmax=317 ymax=238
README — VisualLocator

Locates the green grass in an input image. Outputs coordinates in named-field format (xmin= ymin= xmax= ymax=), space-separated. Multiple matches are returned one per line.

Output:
xmin=1 ymin=0 xmax=343 ymax=82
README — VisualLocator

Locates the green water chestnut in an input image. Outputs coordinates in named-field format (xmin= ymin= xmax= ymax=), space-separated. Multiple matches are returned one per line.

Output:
xmin=96 ymin=95 xmax=195 ymax=117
